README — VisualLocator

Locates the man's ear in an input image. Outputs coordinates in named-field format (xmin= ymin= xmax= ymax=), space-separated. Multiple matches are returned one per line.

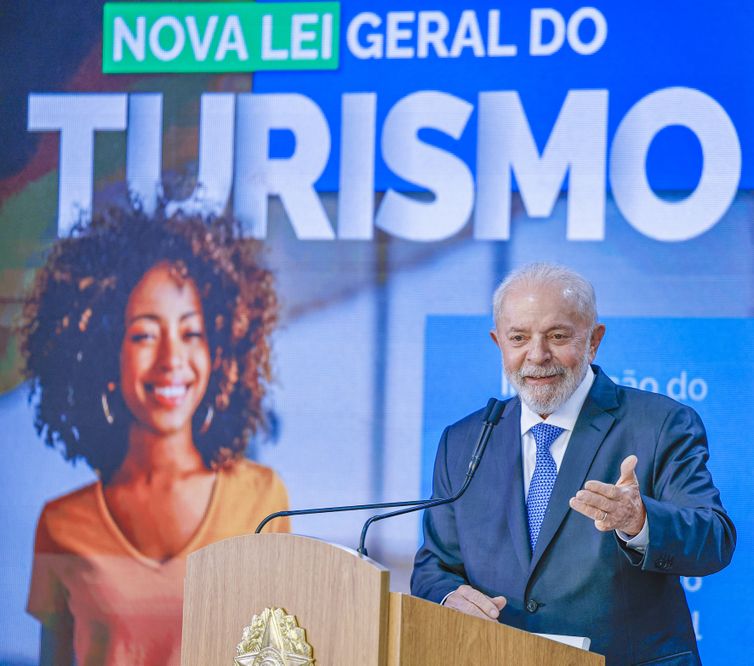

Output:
xmin=589 ymin=323 xmax=606 ymax=360
xmin=490 ymin=329 xmax=500 ymax=348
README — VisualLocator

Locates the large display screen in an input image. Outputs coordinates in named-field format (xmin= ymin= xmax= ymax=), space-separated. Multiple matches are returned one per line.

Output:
xmin=1 ymin=2 xmax=751 ymax=663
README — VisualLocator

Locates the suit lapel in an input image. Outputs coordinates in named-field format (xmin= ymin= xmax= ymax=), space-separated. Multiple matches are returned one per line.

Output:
xmin=529 ymin=369 xmax=618 ymax=574
xmin=491 ymin=398 xmax=531 ymax=573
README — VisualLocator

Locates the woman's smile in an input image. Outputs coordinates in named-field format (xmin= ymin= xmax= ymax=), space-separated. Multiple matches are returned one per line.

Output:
xmin=148 ymin=382 xmax=192 ymax=407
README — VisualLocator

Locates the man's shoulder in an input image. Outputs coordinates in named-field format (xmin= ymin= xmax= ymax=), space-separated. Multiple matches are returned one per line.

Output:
xmin=596 ymin=369 xmax=702 ymax=422
xmin=446 ymin=397 xmax=518 ymax=434
xmin=617 ymin=383 xmax=685 ymax=407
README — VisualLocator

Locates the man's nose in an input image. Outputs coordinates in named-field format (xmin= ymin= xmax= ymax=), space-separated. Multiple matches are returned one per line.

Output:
xmin=526 ymin=337 xmax=551 ymax=364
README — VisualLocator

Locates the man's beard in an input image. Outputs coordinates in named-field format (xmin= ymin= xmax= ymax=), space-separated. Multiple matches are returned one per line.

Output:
xmin=505 ymin=346 xmax=591 ymax=415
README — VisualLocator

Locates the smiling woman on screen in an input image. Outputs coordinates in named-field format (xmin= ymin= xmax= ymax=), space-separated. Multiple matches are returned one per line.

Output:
xmin=21 ymin=204 xmax=289 ymax=665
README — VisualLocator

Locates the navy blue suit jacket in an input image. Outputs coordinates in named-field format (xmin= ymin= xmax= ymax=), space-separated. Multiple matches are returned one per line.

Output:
xmin=411 ymin=367 xmax=735 ymax=666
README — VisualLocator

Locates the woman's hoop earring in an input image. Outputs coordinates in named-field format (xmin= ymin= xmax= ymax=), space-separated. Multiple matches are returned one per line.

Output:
xmin=199 ymin=404 xmax=214 ymax=434
xmin=101 ymin=392 xmax=115 ymax=425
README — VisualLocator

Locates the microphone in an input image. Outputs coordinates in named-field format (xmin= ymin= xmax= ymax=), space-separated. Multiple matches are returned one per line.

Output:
xmin=254 ymin=398 xmax=504 ymax=556
xmin=356 ymin=397 xmax=504 ymax=557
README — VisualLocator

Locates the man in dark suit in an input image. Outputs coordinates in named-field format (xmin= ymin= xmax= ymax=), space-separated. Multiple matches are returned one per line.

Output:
xmin=411 ymin=263 xmax=735 ymax=665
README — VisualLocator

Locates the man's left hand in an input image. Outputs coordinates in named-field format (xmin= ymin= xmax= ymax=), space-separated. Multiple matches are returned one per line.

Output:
xmin=569 ymin=455 xmax=646 ymax=536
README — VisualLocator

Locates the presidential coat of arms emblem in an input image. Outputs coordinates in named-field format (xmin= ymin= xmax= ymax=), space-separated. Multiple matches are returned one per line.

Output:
xmin=235 ymin=607 xmax=315 ymax=665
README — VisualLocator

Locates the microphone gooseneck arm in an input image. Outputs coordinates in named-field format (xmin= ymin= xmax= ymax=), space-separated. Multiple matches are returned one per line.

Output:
xmin=255 ymin=497 xmax=428 ymax=534
xmin=357 ymin=398 xmax=504 ymax=557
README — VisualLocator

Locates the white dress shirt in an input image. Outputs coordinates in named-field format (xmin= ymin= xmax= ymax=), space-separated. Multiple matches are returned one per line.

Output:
xmin=519 ymin=366 xmax=648 ymax=552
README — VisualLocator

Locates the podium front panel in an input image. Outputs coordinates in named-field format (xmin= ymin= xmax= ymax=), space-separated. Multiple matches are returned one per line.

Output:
xmin=182 ymin=533 xmax=389 ymax=665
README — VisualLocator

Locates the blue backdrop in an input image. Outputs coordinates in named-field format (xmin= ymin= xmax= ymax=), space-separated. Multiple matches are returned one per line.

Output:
xmin=1 ymin=1 xmax=752 ymax=662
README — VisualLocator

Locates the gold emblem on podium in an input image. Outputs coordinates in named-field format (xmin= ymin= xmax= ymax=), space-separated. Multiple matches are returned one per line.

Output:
xmin=235 ymin=607 xmax=315 ymax=665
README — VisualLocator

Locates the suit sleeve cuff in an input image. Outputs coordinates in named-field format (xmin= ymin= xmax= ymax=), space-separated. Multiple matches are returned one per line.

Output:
xmin=616 ymin=514 xmax=649 ymax=553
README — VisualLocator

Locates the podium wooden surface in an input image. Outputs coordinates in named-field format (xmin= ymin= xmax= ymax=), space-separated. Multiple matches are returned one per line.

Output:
xmin=182 ymin=533 xmax=604 ymax=666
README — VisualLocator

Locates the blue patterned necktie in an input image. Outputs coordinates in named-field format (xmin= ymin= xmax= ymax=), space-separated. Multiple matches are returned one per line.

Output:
xmin=526 ymin=422 xmax=565 ymax=553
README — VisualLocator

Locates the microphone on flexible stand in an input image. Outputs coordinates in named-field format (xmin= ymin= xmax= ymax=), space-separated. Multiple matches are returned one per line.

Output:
xmin=254 ymin=398 xmax=504 ymax=557
xmin=356 ymin=397 xmax=504 ymax=557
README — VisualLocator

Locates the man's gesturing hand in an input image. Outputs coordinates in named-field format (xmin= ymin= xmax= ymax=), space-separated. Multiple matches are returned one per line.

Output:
xmin=444 ymin=584 xmax=506 ymax=621
xmin=569 ymin=454 xmax=646 ymax=537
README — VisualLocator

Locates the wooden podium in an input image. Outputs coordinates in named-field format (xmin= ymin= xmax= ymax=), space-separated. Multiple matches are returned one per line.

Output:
xmin=182 ymin=533 xmax=604 ymax=665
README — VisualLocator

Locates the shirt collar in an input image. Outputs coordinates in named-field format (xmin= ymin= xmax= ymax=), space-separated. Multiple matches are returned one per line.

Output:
xmin=520 ymin=365 xmax=596 ymax=435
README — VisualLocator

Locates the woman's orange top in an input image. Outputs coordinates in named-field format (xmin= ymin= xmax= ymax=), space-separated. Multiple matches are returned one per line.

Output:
xmin=27 ymin=459 xmax=289 ymax=665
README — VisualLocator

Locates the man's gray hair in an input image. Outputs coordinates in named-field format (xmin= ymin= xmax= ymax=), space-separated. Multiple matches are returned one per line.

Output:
xmin=492 ymin=263 xmax=598 ymax=327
